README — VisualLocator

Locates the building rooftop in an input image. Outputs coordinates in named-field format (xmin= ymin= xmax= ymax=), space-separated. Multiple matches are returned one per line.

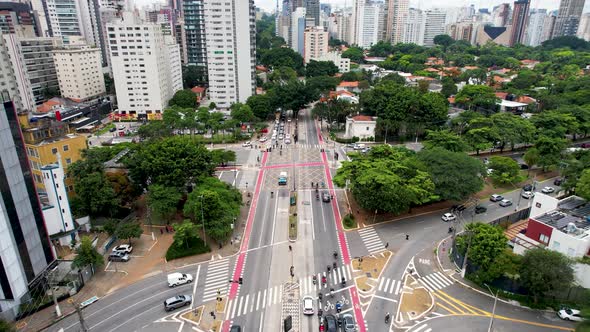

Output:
xmin=534 ymin=197 xmax=590 ymax=239
xmin=350 ymin=115 xmax=375 ymax=122
xmin=338 ymin=81 xmax=359 ymax=87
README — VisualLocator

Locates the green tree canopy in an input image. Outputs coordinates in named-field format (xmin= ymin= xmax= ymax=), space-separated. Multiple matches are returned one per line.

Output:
xmin=230 ymin=103 xmax=255 ymax=123
xmin=416 ymin=148 xmax=484 ymax=201
xmin=488 ymin=156 xmax=524 ymax=185
xmin=169 ymin=89 xmax=198 ymax=109
xmin=380 ymin=73 xmax=406 ymax=85
xmin=441 ymin=77 xmax=458 ymax=97
xmin=73 ymin=236 xmax=104 ymax=269
xmin=246 ymin=94 xmax=273 ymax=120
xmin=456 ymin=223 xmax=506 ymax=273
xmin=68 ymin=158 xmax=119 ymax=217
xmin=369 ymin=41 xmax=394 ymax=57
xmin=182 ymin=65 xmax=207 ymax=89
xmin=423 ymin=130 xmax=469 ymax=152
xmin=433 ymin=34 xmax=454 ymax=48
xmin=147 ymin=184 xmax=183 ymax=222
xmin=260 ymin=47 xmax=304 ymax=74
xmin=341 ymin=47 xmax=364 ymax=63
xmin=576 ymin=169 xmax=590 ymax=200
xmin=305 ymin=60 xmax=339 ymax=77
xmin=535 ymin=135 xmax=568 ymax=171
xmin=455 ymin=85 xmax=498 ymax=114
xmin=115 ymin=222 xmax=143 ymax=244
xmin=333 ymin=146 xmax=435 ymax=214
xmin=173 ymin=219 xmax=200 ymax=249
xmin=520 ymin=248 xmax=574 ymax=303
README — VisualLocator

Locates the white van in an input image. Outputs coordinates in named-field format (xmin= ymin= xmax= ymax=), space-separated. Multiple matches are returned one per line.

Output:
xmin=167 ymin=272 xmax=193 ymax=287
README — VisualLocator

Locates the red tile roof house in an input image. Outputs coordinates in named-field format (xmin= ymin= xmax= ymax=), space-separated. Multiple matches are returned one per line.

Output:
xmin=344 ymin=115 xmax=377 ymax=140
xmin=336 ymin=81 xmax=362 ymax=94
xmin=191 ymin=86 xmax=207 ymax=103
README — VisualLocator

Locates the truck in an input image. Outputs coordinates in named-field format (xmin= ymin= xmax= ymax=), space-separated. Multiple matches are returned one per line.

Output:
xmin=278 ymin=172 xmax=287 ymax=185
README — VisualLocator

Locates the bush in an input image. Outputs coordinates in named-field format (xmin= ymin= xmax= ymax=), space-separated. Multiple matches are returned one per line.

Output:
xmin=165 ymin=236 xmax=210 ymax=260
xmin=342 ymin=214 xmax=356 ymax=228
xmin=333 ymin=136 xmax=360 ymax=144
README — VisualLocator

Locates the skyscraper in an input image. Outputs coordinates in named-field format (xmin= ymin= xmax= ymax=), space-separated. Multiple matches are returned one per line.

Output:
xmin=509 ymin=0 xmax=530 ymax=46
xmin=578 ymin=12 xmax=590 ymax=41
xmin=423 ymin=9 xmax=446 ymax=46
xmin=552 ymin=0 xmax=586 ymax=38
xmin=303 ymin=26 xmax=328 ymax=63
xmin=0 ymin=92 xmax=54 ymax=319
xmin=386 ymin=0 xmax=409 ymax=44
xmin=402 ymin=8 xmax=424 ymax=45
xmin=204 ymin=0 xmax=255 ymax=108
xmin=291 ymin=7 xmax=306 ymax=53
xmin=525 ymin=9 xmax=547 ymax=46
xmin=305 ymin=0 xmax=320 ymax=26
xmin=183 ymin=0 xmax=207 ymax=68
xmin=356 ymin=0 xmax=382 ymax=48
xmin=492 ymin=3 xmax=510 ymax=27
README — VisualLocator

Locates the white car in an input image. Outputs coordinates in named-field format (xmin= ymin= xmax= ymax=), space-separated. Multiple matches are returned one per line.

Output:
xmin=558 ymin=308 xmax=584 ymax=322
xmin=441 ymin=213 xmax=456 ymax=222
xmin=167 ymin=272 xmax=193 ymax=287
xmin=112 ymin=244 xmax=133 ymax=254
xmin=242 ymin=141 xmax=251 ymax=147
xmin=285 ymin=138 xmax=291 ymax=144
xmin=302 ymin=296 xmax=314 ymax=315
xmin=541 ymin=186 xmax=555 ymax=194
xmin=521 ymin=191 xmax=534 ymax=199
xmin=259 ymin=136 xmax=267 ymax=142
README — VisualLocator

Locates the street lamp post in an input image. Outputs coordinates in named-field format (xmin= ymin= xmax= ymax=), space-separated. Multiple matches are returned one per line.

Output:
xmin=198 ymin=195 xmax=207 ymax=246
xmin=484 ymin=284 xmax=499 ymax=332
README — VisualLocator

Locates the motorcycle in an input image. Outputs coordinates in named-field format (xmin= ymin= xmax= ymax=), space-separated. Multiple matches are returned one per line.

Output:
xmin=327 ymin=266 xmax=331 ymax=273
xmin=341 ymin=277 xmax=346 ymax=287
xmin=318 ymin=292 xmax=323 ymax=301
xmin=333 ymin=251 xmax=338 ymax=259
xmin=321 ymin=276 xmax=327 ymax=286
xmin=385 ymin=313 xmax=390 ymax=323
xmin=330 ymin=288 xmax=334 ymax=297
xmin=316 ymin=194 xmax=319 ymax=200
xmin=336 ymin=301 xmax=342 ymax=313
xmin=332 ymin=262 xmax=337 ymax=269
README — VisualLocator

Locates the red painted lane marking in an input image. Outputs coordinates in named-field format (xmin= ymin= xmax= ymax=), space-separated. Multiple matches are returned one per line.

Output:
xmin=263 ymin=161 xmax=325 ymax=169
xmin=316 ymin=120 xmax=366 ymax=332
xmin=222 ymin=152 xmax=268 ymax=332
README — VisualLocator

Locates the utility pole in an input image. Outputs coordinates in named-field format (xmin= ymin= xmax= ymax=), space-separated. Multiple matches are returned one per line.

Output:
xmin=47 ymin=273 xmax=61 ymax=318
xmin=461 ymin=232 xmax=473 ymax=278
xmin=199 ymin=195 xmax=207 ymax=246
xmin=74 ymin=302 xmax=88 ymax=332
xmin=485 ymin=284 xmax=498 ymax=332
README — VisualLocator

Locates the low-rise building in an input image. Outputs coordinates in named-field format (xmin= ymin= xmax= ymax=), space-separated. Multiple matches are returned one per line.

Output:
xmin=336 ymin=81 xmax=362 ymax=94
xmin=344 ymin=115 xmax=377 ymax=140
xmin=312 ymin=51 xmax=350 ymax=73
xmin=40 ymin=162 xmax=78 ymax=246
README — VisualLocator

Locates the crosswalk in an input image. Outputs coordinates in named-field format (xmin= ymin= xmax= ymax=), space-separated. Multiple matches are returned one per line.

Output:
xmin=357 ymin=227 xmax=384 ymax=254
xmin=224 ymin=284 xmax=283 ymax=320
xmin=417 ymin=272 xmax=453 ymax=292
xmin=202 ymin=259 xmax=230 ymax=302
xmin=412 ymin=323 xmax=432 ymax=332
xmin=376 ymin=277 xmax=403 ymax=296
xmin=266 ymin=143 xmax=327 ymax=150
xmin=299 ymin=265 xmax=353 ymax=296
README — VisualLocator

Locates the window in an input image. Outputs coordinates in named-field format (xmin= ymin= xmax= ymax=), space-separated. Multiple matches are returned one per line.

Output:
xmin=567 ymin=248 xmax=575 ymax=257
xmin=63 ymin=145 xmax=69 ymax=152
xmin=51 ymin=148 xmax=58 ymax=155
xmin=65 ymin=158 xmax=72 ymax=164
xmin=539 ymin=233 xmax=549 ymax=244
xmin=366 ymin=127 xmax=369 ymax=131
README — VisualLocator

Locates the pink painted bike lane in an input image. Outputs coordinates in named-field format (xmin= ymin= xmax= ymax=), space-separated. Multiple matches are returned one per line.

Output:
xmin=316 ymin=122 xmax=367 ymax=332
xmin=222 ymin=151 xmax=268 ymax=332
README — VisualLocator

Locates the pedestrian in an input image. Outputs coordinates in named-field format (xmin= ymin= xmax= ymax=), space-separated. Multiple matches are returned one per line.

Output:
xmin=219 ymin=243 xmax=222 ymax=249
xmin=230 ymin=239 xmax=233 ymax=245
xmin=385 ymin=242 xmax=389 ymax=249
xmin=165 ymin=226 xmax=169 ymax=233
xmin=406 ymin=234 xmax=409 ymax=240
xmin=288 ymin=245 xmax=292 ymax=251
xmin=160 ymin=228 xmax=163 ymax=235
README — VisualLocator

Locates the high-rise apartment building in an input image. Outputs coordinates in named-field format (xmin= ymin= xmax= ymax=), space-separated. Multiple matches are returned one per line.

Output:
xmin=509 ymin=0 xmax=530 ymax=46
xmin=203 ymin=0 xmax=255 ymax=108
xmin=402 ymin=8 xmax=424 ymax=45
xmin=53 ymin=43 xmax=105 ymax=101
xmin=0 ymin=93 xmax=54 ymax=320
xmin=3 ymin=35 xmax=62 ymax=105
xmin=0 ymin=2 xmax=39 ymax=36
xmin=447 ymin=21 xmax=476 ymax=44
xmin=356 ymin=0 xmax=382 ymax=48
xmin=183 ymin=0 xmax=206 ymax=68
xmin=492 ymin=3 xmax=510 ymax=27
xmin=542 ymin=11 xmax=558 ymax=42
xmin=386 ymin=0 xmax=409 ymax=44
xmin=552 ymin=0 xmax=586 ymax=38
xmin=107 ymin=13 xmax=182 ymax=119
xmin=305 ymin=0 xmax=320 ymax=26
xmin=424 ymin=9 xmax=446 ymax=46
xmin=525 ymin=9 xmax=547 ymax=46
xmin=578 ymin=13 xmax=590 ymax=41
xmin=303 ymin=26 xmax=328 ymax=63
xmin=0 ymin=33 xmax=36 ymax=113
xmin=291 ymin=7 xmax=306 ymax=54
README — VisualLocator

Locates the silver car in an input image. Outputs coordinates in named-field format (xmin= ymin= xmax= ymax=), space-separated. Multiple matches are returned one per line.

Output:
xmin=340 ymin=313 xmax=356 ymax=331
xmin=164 ymin=294 xmax=192 ymax=312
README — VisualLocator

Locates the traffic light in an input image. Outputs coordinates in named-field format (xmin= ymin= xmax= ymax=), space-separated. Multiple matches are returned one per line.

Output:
xmin=238 ymin=277 xmax=243 ymax=284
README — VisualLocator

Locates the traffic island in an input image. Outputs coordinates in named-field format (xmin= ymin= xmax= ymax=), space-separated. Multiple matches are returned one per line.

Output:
xmin=289 ymin=192 xmax=297 ymax=241
xmin=351 ymin=251 xmax=393 ymax=312
xmin=395 ymin=274 xmax=434 ymax=326
xmin=181 ymin=305 xmax=203 ymax=324
xmin=194 ymin=299 xmax=224 ymax=332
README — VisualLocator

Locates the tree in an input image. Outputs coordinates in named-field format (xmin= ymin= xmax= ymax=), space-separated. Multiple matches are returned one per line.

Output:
xmin=433 ymin=34 xmax=454 ymax=48
xmin=416 ymin=148 xmax=485 ymax=201
xmin=576 ymin=169 xmax=590 ymax=200
xmin=535 ymin=135 xmax=568 ymax=171
xmin=106 ymin=172 xmax=139 ymax=206
xmin=210 ymin=149 xmax=236 ymax=167
xmin=369 ymin=40 xmax=394 ymax=57
xmin=72 ymin=236 xmax=104 ymax=269
xmin=531 ymin=110 xmax=578 ymax=138
xmin=455 ymin=85 xmax=498 ymax=113
xmin=230 ymin=103 xmax=255 ymax=123
xmin=333 ymin=146 xmax=436 ymax=214
xmin=115 ymin=222 xmax=143 ymax=244
xmin=456 ymin=223 xmax=506 ymax=272
xmin=182 ymin=65 xmax=207 ymax=89
xmin=341 ymin=47 xmax=364 ymax=63
xmin=441 ymin=77 xmax=457 ymax=97
xmin=464 ymin=127 xmax=498 ymax=155
xmin=0 ymin=319 xmax=16 ymax=332
xmin=423 ymin=130 xmax=469 ymax=152
xmin=267 ymin=66 xmax=298 ymax=83
xmin=306 ymin=75 xmax=339 ymax=96
xmin=68 ymin=158 xmax=119 ymax=217
xmin=340 ymin=71 xmax=361 ymax=82
xmin=246 ymin=94 xmax=273 ymax=120
xmin=173 ymin=220 xmax=200 ymax=249
xmin=305 ymin=60 xmax=339 ymax=77
xmin=541 ymin=35 xmax=590 ymax=51
xmin=417 ymin=80 xmax=430 ymax=93
xmin=169 ymin=89 xmax=198 ymax=109
xmin=104 ymin=74 xmax=115 ymax=94
xmin=147 ymin=184 xmax=183 ymax=222
xmin=137 ymin=120 xmax=173 ymax=140
xmin=490 ymin=112 xmax=536 ymax=151
xmin=269 ymin=80 xmax=313 ymax=115
xmin=126 ymin=136 xmax=214 ymax=189
xmin=520 ymin=248 xmax=574 ymax=303
xmin=511 ymin=69 xmax=540 ymax=90
xmin=380 ymin=73 xmax=406 ymax=85
xmin=482 ymin=249 xmax=522 ymax=284
xmin=488 ymin=156 xmax=523 ymax=185
xmin=260 ymin=47 xmax=304 ymax=74
xmin=523 ymin=147 xmax=540 ymax=174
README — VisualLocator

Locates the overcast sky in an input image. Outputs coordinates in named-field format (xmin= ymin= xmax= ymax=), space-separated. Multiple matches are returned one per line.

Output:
xmin=135 ymin=0 xmax=589 ymax=14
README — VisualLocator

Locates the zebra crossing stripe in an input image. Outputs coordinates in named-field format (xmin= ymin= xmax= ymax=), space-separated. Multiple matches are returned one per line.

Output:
xmin=425 ymin=275 xmax=445 ymax=289
xmin=268 ymin=287 xmax=273 ymax=307
xmin=242 ymin=294 xmax=249 ymax=316
xmin=383 ymin=278 xmax=391 ymax=292
xmin=395 ymin=280 xmax=401 ymax=295
xmin=413 ymin=324 xmax=429 ymax=332
xmin=435 ymin=272 xmax=453 ymax=286
xmin=262 ymin=289 xmax=267 ymax=309
xmin=389 ymin=280 xmax=396 ymax=294
xmin=225 ymin=300 xmax=234 ymax=320
xmin=378 ymin=278 xmax=385 ymax=291
xmin=256 ymin=290 xmax=261 ymax=311
xmin=236 ymin=297 xmax=243 ymax=318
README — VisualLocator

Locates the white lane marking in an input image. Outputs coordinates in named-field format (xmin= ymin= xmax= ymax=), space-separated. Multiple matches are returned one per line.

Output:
xmin=270 ymin=193 xmax=279 ymax=244
xmin=378 ymin=277 xmax=385 ymax=291
xmin=190 ymin=265 xmax=201 ymax=309
xmin=256 ymin=290 xmax=261 ymax=311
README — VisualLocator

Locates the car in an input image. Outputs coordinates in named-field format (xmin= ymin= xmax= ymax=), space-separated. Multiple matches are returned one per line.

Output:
xmin=441 ymin=213 xmax=456 ymax=222
xmin=346 ymin=143 xmax=355 ymax=148
xmin=521 ymin=191 xmax=534 ymax=199
xmin=361 ymin=147 xmax=371 ymax=153
xmin=259 ymin=136 xmax=267 ymax=142
xmin=285 ymin=138 xmax=291 ymax=144
xmin=242 ymin=141 xmax=251 ymax=147
xmin=558 ymin=308 xmax=584 ymax=322
xmin=117 ymin=125 xmax=126 ymax=130
xmin=164 ymin=294 xmax=192 ymax=312
xmin=112 ymin=244 xmax=133 ymax=254
xmin=286 ymin=134 xmax=291 ymax=139
xmin=322 ymin=192 xmax=331 ymax=203
xmin=475 ymin=205 xmax=487 ymax=214
xmin=490 ymin=194 xmax=504 ymax=202
xmin=108 ymin=251 xmax=130 ymax=262
xmin=353 ymin=144 xmax=365 ymax=150
xmin=554 ymin=178 xmax=563 ymax=186
xmin=323 ymin=314 xmax=338 ymax=332
xmin=522 ymin=184 xmax=533 ymax=191
xmin=541 ymin=186 xmax=555 ymax=194
xmin=499 ymin=199 xmax=513 ymax=207
xmin=487 ymin=168 xmax=494 ymax=176
xmin=340 ymin=313 xmax=356 ymax=331
xmin=229 ymin=326 xmax=242 ymax=332
xmin=109 ymin=127 xmax=117 ymax=132
xmin=278 ymin=134 xmax=284 ymax=140
xmin=302 ymin=295 xmax=314 ymax=315
xmin=167 ymin=272 xmax=193 ymax=287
